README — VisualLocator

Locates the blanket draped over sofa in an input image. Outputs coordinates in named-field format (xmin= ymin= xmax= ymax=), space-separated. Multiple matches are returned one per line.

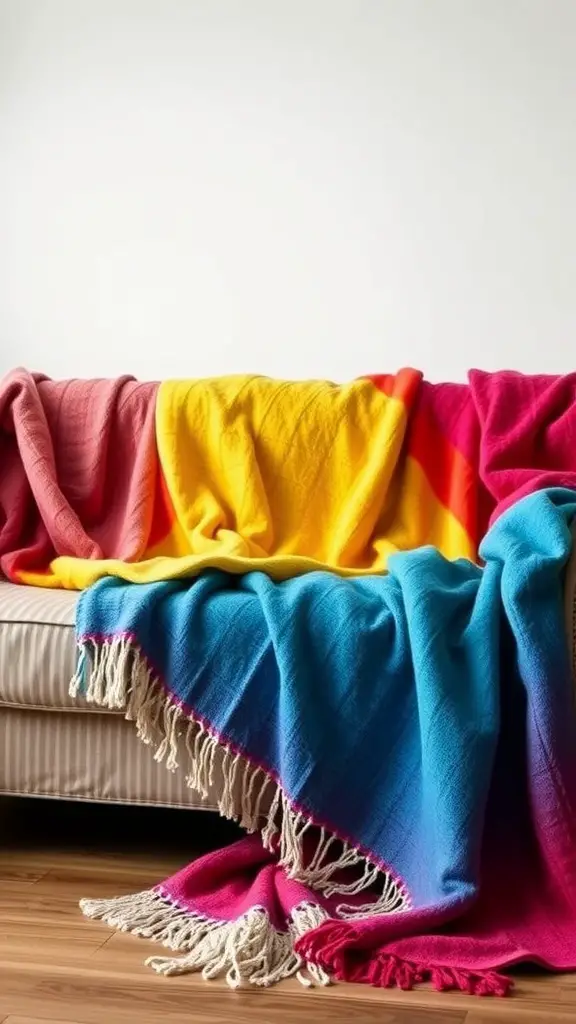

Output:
xmin=3 ymin=366 xmax=576 ymax=996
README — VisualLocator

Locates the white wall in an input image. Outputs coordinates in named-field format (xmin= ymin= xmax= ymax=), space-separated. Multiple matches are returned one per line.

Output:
xmin=1 ymin=0 xmax=575 ymax=383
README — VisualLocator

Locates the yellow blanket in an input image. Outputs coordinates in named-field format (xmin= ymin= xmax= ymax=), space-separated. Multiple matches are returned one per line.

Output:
xmin=20 ymin=372 xmax=476 ymax=589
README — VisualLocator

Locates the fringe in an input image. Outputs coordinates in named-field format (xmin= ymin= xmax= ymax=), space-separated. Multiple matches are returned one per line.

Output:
xmin=80 ymin=889 xmax=331 ymax=989
xmin=296 ymin=926 xmax=513 ymax=997
xmin=352 ymin=955 xmax=511 ymax=996
xmin=70 ymin=636 xmax=410 ymax=918
xmin=353 ymin=956 xmax=512 ymax=997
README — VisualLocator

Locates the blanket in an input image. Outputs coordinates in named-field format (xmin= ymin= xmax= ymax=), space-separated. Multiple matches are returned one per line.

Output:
xmin=72 ymin=487 xmax=576 ymax=996
xmin=4 ymin=364 xmax=576 ymax=997
xmin=0 ymin=368 xmax=159 ymax=585
xmin=5 ymin=365 xmax=576 ymax=588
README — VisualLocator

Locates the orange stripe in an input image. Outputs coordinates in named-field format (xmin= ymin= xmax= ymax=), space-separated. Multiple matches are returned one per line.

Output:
xmin=367 ymin=368 xmax=421 ymax=409
xmin=368 ymin=372 xmax=478 ymax=545
xmin=408 ymin=404 xmax=478 ymax=544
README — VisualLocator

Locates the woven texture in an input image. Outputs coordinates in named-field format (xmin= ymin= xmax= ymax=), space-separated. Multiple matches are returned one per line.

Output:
xmin=76 ymin=488 xmax=576 ymax=993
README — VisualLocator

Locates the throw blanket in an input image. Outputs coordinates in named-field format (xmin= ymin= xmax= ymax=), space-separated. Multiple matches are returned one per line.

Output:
xmin=72 ymin=488 xmax=576 ymax=996
xmin=5 ymin=365 xmax=576 ymax=587
xmin=4 ymin=365 xmax=576 ymax=997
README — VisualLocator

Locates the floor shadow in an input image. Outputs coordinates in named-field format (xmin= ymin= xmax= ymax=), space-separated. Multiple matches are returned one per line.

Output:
xmin=0 ymin=794 xmax=242 ymax=857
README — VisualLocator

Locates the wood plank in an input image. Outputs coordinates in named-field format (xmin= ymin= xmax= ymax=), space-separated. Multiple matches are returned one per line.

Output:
xmin=0 ymin=866 xmax=49 ymax=886
xmin=0 ymin=936 xmax=106 ymax=966
xmin=31 ymin=867 xmax=166 ymax=900
xmin=0 ymin=962 xmax=466 ymax=1024
xmin=465 ymin=1011 xmax=576 ymax=1023
xmin=0 ymin=920 xmax=112 ymax=945
xmin=4 ymin=1018 xmax=91 ymax=1024
xmin=0 ymin=849 xmax=186 ymax=878
xmin=1 ymin=889 xmax=90 ymax=923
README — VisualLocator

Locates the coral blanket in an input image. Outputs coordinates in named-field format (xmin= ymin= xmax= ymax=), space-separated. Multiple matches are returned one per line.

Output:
xmin=73 ymin=488 xmax=576 ymax=995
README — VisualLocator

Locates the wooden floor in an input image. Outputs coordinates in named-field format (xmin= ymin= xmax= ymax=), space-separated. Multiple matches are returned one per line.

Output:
xmin=1 ymin=800 xmax=576 ymax=1024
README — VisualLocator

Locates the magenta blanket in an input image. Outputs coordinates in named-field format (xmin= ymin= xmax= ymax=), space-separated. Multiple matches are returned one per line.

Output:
xmin=470 ymin=369 xmax=576 ymax=518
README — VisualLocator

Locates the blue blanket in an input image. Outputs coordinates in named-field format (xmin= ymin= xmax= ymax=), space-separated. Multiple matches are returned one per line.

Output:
xmin=74 ymin=488 xmax=576 ymax=923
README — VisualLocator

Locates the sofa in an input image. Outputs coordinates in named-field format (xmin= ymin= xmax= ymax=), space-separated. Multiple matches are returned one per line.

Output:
xmin=2 ymin=538 xmax=576 ymax=811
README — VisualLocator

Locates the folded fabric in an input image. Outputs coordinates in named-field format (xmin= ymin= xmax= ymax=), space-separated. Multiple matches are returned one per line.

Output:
xmin=72 ymin=487 xmax=576 ymax=995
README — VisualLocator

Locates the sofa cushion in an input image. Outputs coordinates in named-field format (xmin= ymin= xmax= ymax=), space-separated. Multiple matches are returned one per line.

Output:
xmin=0 ymin=580 xmax=117 ymax=713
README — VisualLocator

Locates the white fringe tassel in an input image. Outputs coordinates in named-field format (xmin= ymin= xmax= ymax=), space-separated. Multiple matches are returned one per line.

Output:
xmin=70 ymin=637 xmax=410 ymax=918
xmin=80 ymin=889 xmax=331 ymax=989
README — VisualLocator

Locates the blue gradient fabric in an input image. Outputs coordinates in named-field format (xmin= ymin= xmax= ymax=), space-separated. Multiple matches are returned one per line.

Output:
xmin=75 ymin=488 xmax=576 ymax=919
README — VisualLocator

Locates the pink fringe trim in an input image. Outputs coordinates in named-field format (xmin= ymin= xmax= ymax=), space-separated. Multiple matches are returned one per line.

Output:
xmin=296 ymin=925 xmax=513 ymax=997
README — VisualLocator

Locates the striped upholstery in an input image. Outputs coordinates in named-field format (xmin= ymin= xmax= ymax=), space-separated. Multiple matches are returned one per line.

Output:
xmin=0 ymin=707 xmax=215 ymax=809
xmin=0 ymin=579 xmax=218 ymax=809
xmin=0 ymin=580 xmax=112 ymax=713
